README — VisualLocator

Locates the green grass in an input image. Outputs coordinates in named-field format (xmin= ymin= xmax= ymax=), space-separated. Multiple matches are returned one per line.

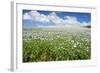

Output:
xmin=23 ymin=28 xmax=91 ymax=62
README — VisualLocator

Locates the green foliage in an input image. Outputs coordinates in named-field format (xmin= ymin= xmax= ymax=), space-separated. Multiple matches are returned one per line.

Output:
xmin=23 ymin=28 xmax=91 ymax=62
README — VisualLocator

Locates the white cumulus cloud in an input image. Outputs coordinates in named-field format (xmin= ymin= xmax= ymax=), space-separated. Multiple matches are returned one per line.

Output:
xmin=64 ymin=16 xmax=80 ymax=25
xmin=23 ymin=11 xmax=90 ymax=27
xmin=48 ymin=12 xmax=65 ymax=25
xmin=29 ymin=11 xmax=50 ymax=22
xmin=81 ymin=22 xmax=91 ymax=26
xmin=23 ymin=13 xmax=32 ymax=20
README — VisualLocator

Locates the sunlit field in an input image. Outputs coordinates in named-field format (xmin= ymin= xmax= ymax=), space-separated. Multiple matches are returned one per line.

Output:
xmin=23 ymin=27 xmax=91 ymax=62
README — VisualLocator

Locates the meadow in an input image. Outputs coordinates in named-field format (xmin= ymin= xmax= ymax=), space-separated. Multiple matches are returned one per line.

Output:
xmin=23 ymin=27 xmax=91 ymax=62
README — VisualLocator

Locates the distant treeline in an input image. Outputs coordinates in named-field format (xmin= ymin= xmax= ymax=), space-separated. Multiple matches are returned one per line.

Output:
xmin=84 ymin=25 xmax=91 ymax=28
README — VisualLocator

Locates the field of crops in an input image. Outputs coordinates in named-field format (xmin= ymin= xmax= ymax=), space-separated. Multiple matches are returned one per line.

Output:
xmin=23 ymin=27 xmax=91 ymax=62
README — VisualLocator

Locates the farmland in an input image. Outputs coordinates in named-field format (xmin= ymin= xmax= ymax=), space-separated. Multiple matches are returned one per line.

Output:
xmin=23 ymin=26 xmax=91 ymax=62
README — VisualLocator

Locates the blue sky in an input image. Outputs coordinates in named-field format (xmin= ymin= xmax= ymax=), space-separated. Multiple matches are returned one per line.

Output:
xmin=23 ymin=10 xmax=91 ymax=28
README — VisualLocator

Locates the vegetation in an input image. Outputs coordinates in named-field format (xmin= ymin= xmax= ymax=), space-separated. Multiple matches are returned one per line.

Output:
xmin=23 ymin=27 xmax=91 ymax=62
